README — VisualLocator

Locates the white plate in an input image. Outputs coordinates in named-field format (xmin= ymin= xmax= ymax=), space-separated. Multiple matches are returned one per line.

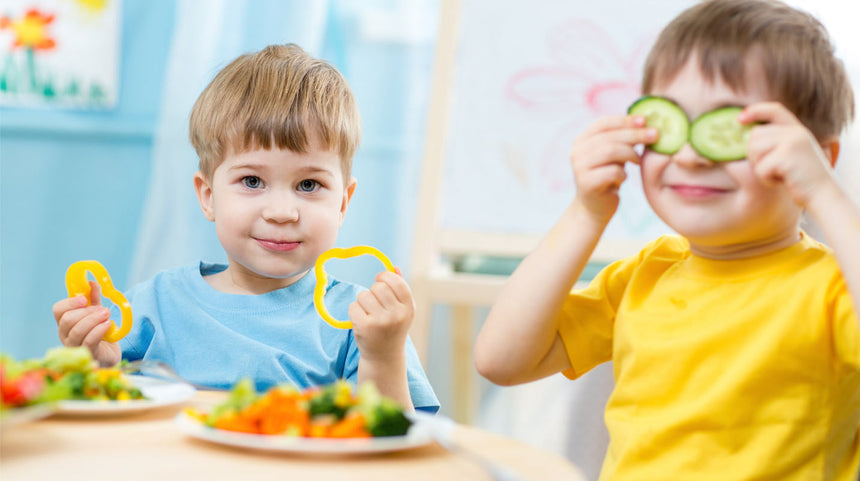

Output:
xmin=175 ymin=410 xmax=438 ymax=454
xmin=57 ymin=375 xmax=196 ymax=415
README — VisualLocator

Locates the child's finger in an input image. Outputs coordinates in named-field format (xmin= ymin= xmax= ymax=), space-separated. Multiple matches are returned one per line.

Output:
xmin=587 ymin=164 xmax=629 ymax=192
xmin=82 ymin=320 xmax=114 ymax=351
xmin=591 ymin=142 xmax=644 ymax=166
xmin=746 ymin=124 xmax=779 ymax=161
xmin=583 ymin=124 xmax=658 ymax=150
xmin=57 ymin=305 xmax=101 ymax=339
xmin=626 ymin=126 xmax=658 ymax=147
xmin=369 ymin=282 xmax=399 ymax=310
xmin=374 ymin=271 xmax=412 ymax=304
xmin=581 ymin=114 xmax=646 ymax=136
xmin=53 ymin=295 xmax=89 ymax=323
xmin=89 ymin=280 xmax=104 ymax=306
xmin=356 ymin=290 xmax=383 ymax=315
xmin=62 ymin=307 xmax=111 ymax=346
xmin=348 ymin=301 xmax=367 ymax=323
xmin=739 ymin=101 xmax=799 ymax=126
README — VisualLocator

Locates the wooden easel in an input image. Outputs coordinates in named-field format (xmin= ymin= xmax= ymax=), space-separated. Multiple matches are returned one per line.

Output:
xmin=409 ymin=0 xmax=647 ymax=424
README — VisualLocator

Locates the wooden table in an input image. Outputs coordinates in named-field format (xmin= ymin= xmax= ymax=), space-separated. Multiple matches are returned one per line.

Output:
xmin=0 ymin=392 xmax=586 ymax=481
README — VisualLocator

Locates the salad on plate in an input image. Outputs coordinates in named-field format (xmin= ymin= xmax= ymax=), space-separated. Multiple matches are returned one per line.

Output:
xmin=186 ymin=378 xmax=411 ymax=438
xmin=1 ymin=346 xmax=146 ymax=419
xmin=178 ymin=379 xmax=434 ymax=454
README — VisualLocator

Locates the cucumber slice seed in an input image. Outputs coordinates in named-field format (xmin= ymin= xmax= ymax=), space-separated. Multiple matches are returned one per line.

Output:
xmin=627 ymin=96 xmax=689 ymax=155
xmin=689 ymin=106 xmax=751 ymax=162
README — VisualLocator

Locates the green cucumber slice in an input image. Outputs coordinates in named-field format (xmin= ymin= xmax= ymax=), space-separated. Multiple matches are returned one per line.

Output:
xmin=689 ymin=106 xmax=750 ymax=162
xmin=627 ymin=96 xmax=689 ymax=155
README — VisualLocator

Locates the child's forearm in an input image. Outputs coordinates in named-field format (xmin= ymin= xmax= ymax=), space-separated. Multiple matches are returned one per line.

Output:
xmin=357 ymin=355 xmax=413 ymax=411
xmin=474 ymin=201 xmax=608 ymax=385
xmin=806 ymin=181 xmax=860 ymax=318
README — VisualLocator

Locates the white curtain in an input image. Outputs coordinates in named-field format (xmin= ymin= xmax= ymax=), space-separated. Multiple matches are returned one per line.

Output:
xmin=129 ymin=0 xmax=330 ymax=285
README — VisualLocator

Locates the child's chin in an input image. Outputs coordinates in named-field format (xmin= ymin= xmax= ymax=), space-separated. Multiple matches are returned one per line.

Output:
xmin=670 ymin=224 xmax=735 ymax=243
xmin=266 ymin=269 xmax=311 ymax=281
xmin=244 ymin=263 xmax=311 ymax=282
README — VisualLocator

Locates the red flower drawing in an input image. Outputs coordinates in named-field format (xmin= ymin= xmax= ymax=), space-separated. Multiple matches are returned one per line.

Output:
xmin=0 ymin=8 xmax=57 ymax=51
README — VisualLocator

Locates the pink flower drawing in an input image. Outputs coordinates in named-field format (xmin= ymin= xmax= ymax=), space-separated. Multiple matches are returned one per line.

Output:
xmin=505 ymin=18 xmax=654 ymax=192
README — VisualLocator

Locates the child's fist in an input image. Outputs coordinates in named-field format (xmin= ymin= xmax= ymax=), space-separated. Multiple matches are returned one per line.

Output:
xmin=52 ymin=280 xmax=121 ymax=366
xmin=348 ymin=268 xmax=414 ymax=362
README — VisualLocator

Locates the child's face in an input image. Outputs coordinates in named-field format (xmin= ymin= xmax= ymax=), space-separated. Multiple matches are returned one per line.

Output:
xmin=640 ymin=56 xmax=802 ymax=253
xmin=195 ymin=142 xmax=355 ymax=290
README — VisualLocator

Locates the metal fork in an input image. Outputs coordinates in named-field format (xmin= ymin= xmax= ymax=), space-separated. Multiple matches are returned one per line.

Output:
xmin=413 ymin=413 xmax=531 ymax=481
xmin=444 ymin=442 xmax=529 ymax=481
xmin=121 ymin=360 xmax=214 ymax=390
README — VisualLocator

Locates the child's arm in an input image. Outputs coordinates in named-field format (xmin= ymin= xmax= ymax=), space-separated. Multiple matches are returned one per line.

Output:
xmin=52 ymin=280 xmax=121 ymax=366
xmin=349 ymin=268 xmax=414 ymax=410
xmin=474 ymin=115 xmax=657 ymax=386
xmin=742 ymin=102 xmax=860 ymax=314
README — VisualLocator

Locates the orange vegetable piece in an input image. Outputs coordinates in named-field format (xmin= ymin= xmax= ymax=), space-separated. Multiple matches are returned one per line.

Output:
xmin=214 ymin=412 xmax=259 ymax=433
xmin=329 ymin=412 xmax=370 ymax=438
xmin=309 ymin=416 xmax=336 ymax=438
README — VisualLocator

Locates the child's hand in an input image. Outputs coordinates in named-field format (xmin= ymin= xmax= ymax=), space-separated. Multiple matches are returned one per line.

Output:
xmin=740 ymin=102 xmax=838 ymax=208
xmin=570 ymin=114 xmax=657 ymax=223
xmin=348 ymin=267 xmax=413 ymax=362
xmin=52 ymin=280 xmax=121 ymax=366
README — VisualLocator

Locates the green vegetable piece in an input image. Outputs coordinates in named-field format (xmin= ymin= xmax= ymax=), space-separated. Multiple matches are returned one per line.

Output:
xmin=208 ymin=378 xmax=258 ymax=426
xmin=352 ymin=382 xmax=412 ymax=437
xmin=42 ymin=346 xmax=94 ymax=373
xmin=627 ymin=96 xmax=689 ymax=155
xmin=51 ymin=371 xmax=87 ymax=399
xmin=366 ymin=399 xmax=412 ymax=437
xmin=689 ymin=106 xmax=751 ymax=161
xmin=309 ymin=380 xmax=352 ymax=420
xmin=106 ymin=377 xmax=124 ymax=397
xmin=0 ymin=355 xmax=25 ymax=379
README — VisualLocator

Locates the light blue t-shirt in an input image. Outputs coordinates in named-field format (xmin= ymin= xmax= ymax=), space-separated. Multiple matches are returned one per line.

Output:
xmin=118 ymin=262 xmax=439 ymax=413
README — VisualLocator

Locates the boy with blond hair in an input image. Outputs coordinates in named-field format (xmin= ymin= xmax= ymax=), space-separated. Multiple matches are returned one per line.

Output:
xmin=54 ymin=44 xmax=439 ymax=412
xmin=476 ymin=0 xmax=860 ymax=477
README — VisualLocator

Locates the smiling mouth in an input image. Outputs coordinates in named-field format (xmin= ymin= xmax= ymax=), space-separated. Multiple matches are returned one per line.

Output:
xmin=669 ymin=185 xmax=729 ymax=197
xmin=256 ymin=239 xmax=300 ymax=252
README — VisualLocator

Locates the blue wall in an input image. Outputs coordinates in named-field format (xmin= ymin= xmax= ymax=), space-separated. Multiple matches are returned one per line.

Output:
xmin=0 ymin=2 xmax=175 ymax=358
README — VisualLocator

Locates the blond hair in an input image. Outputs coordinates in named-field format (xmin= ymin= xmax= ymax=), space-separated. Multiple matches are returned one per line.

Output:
xmin=642 ymin=0 xmax=854 ymax=140
xmin=189 ymin=44 xmax=361 ymax=182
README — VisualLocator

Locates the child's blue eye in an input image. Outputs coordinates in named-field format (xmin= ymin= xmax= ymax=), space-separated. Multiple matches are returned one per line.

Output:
xmin=298 ymin=179 xmax=318 ymax=192
xmin=242 ymin=176 xmax=262 ymax=189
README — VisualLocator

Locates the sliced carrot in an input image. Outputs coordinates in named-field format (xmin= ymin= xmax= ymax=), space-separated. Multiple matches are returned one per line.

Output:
xmin=329 ymin=412 xmax=370 ymax=438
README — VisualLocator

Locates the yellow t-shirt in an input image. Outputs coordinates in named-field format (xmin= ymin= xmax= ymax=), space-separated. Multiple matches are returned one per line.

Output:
xmin=558 ymin=233 xmax=860 ymax=480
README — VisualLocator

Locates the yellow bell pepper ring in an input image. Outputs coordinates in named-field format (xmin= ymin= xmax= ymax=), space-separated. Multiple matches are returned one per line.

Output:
xmin=65 ymin=260 xmax=133 ymax=343
xmin=314 ymin=246 xmax=396 ymax=329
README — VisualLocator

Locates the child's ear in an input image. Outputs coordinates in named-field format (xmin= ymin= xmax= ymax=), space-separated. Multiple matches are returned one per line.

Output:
xmin=821 ymin=137 xmax=840 ymax=168
xmin=193 ymin=171 xmax=216 ymax=222
xmin=339 ymin=177 xmax=357 ymax=225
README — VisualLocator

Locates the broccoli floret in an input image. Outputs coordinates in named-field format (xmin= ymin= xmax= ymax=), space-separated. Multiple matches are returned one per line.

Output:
xmin=308 ymin=380 xmax=352 ymax=419
xmin=366 ymin=399 xmax=412 ymax=437
xmin=352 ymin=382 xmax=412 ymax=436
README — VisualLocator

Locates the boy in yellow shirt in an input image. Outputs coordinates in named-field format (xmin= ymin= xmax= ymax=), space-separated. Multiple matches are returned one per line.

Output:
xmin=475 ymin=0 xmax=860 ymax=478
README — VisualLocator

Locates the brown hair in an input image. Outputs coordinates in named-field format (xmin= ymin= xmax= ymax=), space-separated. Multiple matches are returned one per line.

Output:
xmin=642 ymin=0 xmax=854 ymax=140
xmin=189 ymin=44 xmax=361 ymax=182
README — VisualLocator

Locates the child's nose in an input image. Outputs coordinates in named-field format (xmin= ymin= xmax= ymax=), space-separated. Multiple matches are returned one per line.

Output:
xmin=670 ymin=143 xmax=711 ymax=168
xmin=262 ymin=194 xmax=300 ymax=223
